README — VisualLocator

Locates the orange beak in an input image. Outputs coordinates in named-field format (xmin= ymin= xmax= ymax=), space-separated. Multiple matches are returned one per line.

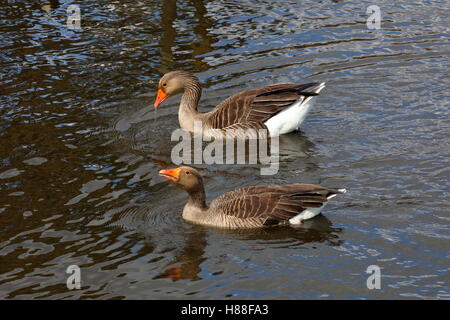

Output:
xmin=159 ymin=168 xmax=180 ymax=182
xmin=154 ymin=89 xmax=169 ymax=108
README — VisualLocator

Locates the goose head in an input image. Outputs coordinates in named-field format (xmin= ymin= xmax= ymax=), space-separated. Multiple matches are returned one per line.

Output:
xmin=159 ymin=165 xmax=204 ymax=193
xmin=154 ymin=71 xmax=200 ymax=108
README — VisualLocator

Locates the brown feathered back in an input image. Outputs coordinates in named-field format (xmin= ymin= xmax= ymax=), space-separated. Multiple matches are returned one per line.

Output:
xmin=207 ymin=83 xmax=321 ymax=129
xmin=209 ymin=184 xmax=343 ymax=227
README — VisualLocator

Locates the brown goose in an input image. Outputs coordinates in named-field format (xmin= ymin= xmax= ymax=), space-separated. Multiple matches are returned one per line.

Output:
xmin=159 ymin=166 xmax=346 ymax=229
xmin=153 ymin=71 xmax=325 ymax=138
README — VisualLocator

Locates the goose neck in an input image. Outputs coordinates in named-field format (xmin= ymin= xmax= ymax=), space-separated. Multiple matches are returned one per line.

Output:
xmin=187 ymin=186 xmax=207 ymax=210
xmin=180 ymin=80 xmax=201 ymax=113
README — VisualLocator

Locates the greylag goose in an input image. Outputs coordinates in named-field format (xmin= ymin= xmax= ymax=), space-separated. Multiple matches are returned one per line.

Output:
xmin=154 ymin=71 xmax=325 ymax=138
xmin=159 ymin=166 xmax=346 ymax=229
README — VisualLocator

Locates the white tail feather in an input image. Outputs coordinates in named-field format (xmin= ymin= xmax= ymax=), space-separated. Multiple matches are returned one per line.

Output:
xmin=264 ymin=82 xmax=326 ymax=136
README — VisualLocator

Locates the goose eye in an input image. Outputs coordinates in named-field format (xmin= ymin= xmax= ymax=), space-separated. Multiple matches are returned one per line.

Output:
xmin=163 ymin=83 xmax=167 ymax=87
xmin=186 ymin=171 xmax=190 ymax=175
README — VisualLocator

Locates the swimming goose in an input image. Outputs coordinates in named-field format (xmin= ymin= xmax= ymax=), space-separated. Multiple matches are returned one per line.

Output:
xmin=159 ymin=166 xmax=346 ymax=229
xmin=153 ymin=71 xmax=325 ymax=138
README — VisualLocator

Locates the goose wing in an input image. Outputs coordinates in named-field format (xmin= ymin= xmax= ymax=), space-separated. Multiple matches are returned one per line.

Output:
xmin=206 ymin=83 xmax=322 ymax=129
xmin=209 ymin=184 xmax=343 ymax=226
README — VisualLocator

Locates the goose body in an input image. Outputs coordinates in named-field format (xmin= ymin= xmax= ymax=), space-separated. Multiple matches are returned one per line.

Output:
xmin=154 ymin=71 xmax=325 ymax=138
xmin=159 ymin=166 xmax=346 ymax=229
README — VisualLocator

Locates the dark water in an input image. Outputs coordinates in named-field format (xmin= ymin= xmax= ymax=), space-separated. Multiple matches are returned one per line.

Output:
xmin=0 ymin=0 xmax=449 ymax=299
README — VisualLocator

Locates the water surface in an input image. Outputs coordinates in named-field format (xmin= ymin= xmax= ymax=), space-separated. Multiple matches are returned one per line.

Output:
xmin=0 ymin=0 xmax=449 ymax=299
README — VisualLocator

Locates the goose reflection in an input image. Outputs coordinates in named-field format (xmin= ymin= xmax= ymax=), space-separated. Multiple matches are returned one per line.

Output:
xmin=279 ymin=131 xmax=316 ymax=160
xmin=154 ymin=214 xmax=343 ymax=281
xmin=154 ymin=226 xmax=207 ymax=281
xmin=211 ymin=214 xmax=343 ymax=246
